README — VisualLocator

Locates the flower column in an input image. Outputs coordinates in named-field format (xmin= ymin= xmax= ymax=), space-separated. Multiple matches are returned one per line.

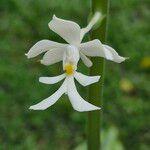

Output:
xmin=88 ymin=0 xmax=109 ymax=150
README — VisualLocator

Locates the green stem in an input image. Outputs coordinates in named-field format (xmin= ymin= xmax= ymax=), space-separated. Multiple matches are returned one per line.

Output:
xmin=87 ymin=0 xmax=109 ymax=150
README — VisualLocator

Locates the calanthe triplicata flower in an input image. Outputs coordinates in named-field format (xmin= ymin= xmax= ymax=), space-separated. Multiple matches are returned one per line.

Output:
xmin=25 ymin=12 xmax=126 ymax=67
xmin=30 ymin=46 xmax=100 ymax=112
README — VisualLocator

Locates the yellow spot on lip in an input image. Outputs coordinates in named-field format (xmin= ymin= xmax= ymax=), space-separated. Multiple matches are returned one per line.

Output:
xmin=64 ymin=64 xmax=75 ymax=75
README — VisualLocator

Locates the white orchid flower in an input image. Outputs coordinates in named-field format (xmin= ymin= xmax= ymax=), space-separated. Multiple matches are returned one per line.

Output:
xmin=29 ymin=47 xmax=101 ymax=112
xmin=25 ymin=12 xmax=126 ymax=67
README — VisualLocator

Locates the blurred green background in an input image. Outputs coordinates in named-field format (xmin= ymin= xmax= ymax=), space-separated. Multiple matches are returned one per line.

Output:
xmin=0 ymin=0 xmax=149 ymax=149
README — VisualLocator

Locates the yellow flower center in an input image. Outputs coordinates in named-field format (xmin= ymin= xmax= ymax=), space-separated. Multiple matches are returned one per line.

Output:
xmin=64 ymin=64 xmax=75 ymax=75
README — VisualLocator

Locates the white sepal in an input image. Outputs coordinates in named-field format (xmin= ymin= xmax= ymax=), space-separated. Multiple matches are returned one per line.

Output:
xmin=80 ymin=39 xmax=104 ymax=56
xmin=80 ymin=39 xmax=126 ymax=63
xmin=103 ymin=45 xmax=126 ymax=63
xmin=26 ymin=40 xmax=66 ymax=58
xmin=48 ymin=15 xmax=81 ymax=45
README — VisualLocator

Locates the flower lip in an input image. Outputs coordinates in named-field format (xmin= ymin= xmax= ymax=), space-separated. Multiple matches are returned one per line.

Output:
xmin=30 ymin=72 xmax=101 ymax=111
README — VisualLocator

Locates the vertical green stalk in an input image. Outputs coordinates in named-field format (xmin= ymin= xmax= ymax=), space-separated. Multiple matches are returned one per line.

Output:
xmin=88 ymin=0 xmax=109 ymax=150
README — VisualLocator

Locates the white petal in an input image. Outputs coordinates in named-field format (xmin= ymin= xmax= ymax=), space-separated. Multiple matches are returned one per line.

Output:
xmin=26 ymin=40 xmax=67 ymax=58
xmin=29 ymin=79 xmax=67 ymax=110
xmin=39 ymin=74 xmax=66 ymax=84
xmin=63 ymin=45 xmax=80 ymax=70
xmin=80 ymin=12 xmax=101 ymax=41
xmin=74 ymin=72 xmax=100 ymax=86
xmin=48 ymin=15 xmax=81 ymax=45
xmin=40 ymin=48 xmax=65 ymax=66
xmin=80 ymin=52 xmax=93 ymax=67
xmin=103 ymin=45 xmax=126 ymax=63
xmin=80 ymin=39 xmax=126 ymax=63
xmin=67 ymin=76 xmax=100 ymax=112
